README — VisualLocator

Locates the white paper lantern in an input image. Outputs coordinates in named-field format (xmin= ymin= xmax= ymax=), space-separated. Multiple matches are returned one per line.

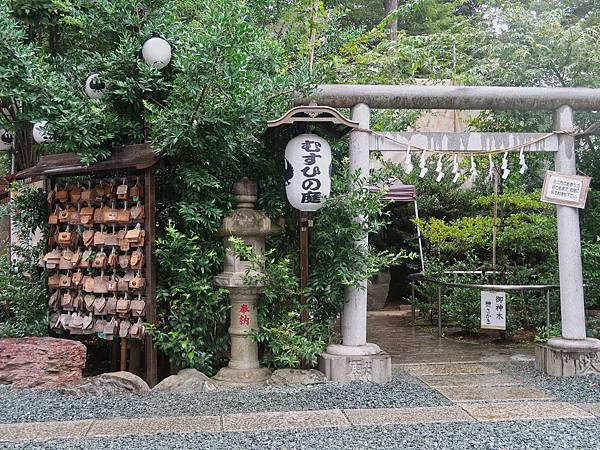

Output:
xmin=33 ymin=120 xmax=52 ymax=144
xmin=0 ymin=129 xmax=13 ymax=151
xmin=142 ymin=36 xmax=172 ymax=69
xmin=284 ymin=133 xmax=332 ymax=212
xmin=84 ymin=73 xmax=107 ymax=99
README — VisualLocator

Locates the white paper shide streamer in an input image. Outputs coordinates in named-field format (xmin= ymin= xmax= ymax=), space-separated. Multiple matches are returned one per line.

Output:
xmin=469 ymin=155 xmax=478 ymax=182
xmin=519 ymin=147 xmax=528 ymax=174
xmin=404 ymin=146 xmax=414 ymax=175
xmin=435 ymin=154 xmax=444 ymax=182
xmin=452 ymin=154 xmax=460 ymax=183
xmin=501 ymin=151 xmax=510 ymax=179
xmin=418 ymin=151 xmax=428 ymax=178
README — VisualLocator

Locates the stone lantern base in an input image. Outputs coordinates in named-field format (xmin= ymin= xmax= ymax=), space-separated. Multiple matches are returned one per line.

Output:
xmin=212 ymin=366 xmax=272 ymax=387
xmin=535 ymin=338 xmax=600 ymax=377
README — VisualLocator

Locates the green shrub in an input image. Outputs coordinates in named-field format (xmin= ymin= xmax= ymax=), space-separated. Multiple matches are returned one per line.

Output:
xmin=0 ymin=182 xmax=48 ymax=338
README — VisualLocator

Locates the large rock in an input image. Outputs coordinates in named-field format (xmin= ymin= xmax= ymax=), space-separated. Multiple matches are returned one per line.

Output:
xmin=152 ymin=368 xmax=217 ymax=393
xmin=268 ymin=369 xmax=328 ymax=386
xmin=367 ymin=270 xmax=391 ymax=311
xmin=58 ymin=371 xmax=150 ymax=395
xmin=0 ymin=337 xmax=86 ymax=389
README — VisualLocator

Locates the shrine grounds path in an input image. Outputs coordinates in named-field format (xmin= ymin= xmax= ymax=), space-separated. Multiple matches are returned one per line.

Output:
xmin=1 ymin=312 xmax=600 ymax=449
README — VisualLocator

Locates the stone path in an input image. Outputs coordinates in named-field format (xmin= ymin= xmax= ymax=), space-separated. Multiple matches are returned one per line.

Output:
xmin=1 ymin=362 xmax=599 ymax=444
xmin=367 ymin=311 xmax=535 ymax=364
xmin=1 ymin=401 xmax=597 ymax=443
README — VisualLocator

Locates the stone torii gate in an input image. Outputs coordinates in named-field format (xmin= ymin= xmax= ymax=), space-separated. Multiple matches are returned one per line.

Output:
xmin=296 ymin=84 xmax=600 ymax=382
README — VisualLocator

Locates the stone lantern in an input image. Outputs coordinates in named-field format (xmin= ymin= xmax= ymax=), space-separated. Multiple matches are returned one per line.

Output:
xmin=212 ymin=178 xmax=279 ymax=386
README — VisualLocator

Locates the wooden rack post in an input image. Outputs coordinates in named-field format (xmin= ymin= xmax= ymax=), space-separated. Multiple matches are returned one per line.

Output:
xmin=144 ymin=166 xmax=158 ymax=387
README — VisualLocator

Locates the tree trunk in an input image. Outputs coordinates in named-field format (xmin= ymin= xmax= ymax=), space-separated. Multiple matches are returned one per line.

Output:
xmin=384 ymin=0 xmax=399 ymax=41
xmin=13 ymin=120 xmax=36 ymax=173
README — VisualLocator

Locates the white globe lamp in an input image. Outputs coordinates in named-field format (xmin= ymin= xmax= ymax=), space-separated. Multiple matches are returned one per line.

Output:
xmin=84 ymin=73 xmax=107 ymax=99
xmin=142 ymin=36 xmax=172 ymax=69
xmin=33 ymin=120 xmax=52 ymax=144
xmin=0 ymin=129 xmax=13 ymax=151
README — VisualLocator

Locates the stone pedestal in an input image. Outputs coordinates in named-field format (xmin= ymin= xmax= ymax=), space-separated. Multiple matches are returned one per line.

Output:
xmin=319 ymin=343 xmax=392 ymax=383
xmin=535 ymin=338 xmax=600 ymax=377
xmin=212 ymin=287 xmax=271 ymax=387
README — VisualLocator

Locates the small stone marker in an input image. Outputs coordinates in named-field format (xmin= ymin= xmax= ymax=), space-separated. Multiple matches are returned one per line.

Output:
xmin=481 ymin=291 xmax=506 ymax=330
xmin=540 ymin=170 xmax=591 ymax=209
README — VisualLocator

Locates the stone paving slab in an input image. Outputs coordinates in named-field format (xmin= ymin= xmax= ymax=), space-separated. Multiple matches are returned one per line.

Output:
xmin=222 ymin=409 xmax=349 ymax=432
xmin=0 ymin=419 xmax=93 ymax=442
xmin=436 ymin=385 xmax=554 ymax=402
xmin=344 ymin=406 xmax=473 ymax=426
xmin=86 ymin=415 xmax=222 ymax=437
xmin=399 ymin=363 xmax=500 ymax=376
xmin=576 ymin=403 xmax=600 ymax=417
xmin=460 ymin=401 xmax=595 ymax=422
xmin=419 ymin=373 xmax=521 ymax=387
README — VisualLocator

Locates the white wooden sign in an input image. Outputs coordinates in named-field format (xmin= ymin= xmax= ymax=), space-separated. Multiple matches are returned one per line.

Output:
xmin=481 ymin=291 xmax=506 ymax=330
xmin=541 ymin=171 xmax=591 ymax=209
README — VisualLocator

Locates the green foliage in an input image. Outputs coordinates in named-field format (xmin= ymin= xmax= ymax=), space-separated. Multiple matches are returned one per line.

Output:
xmin=0 ymin=182 xmax=48 ymax=338
xmin=535 ymin=323 xmax=562 ymax=343
xmin=583 ymin=237 xmax=600 ymax=308
xmin=418 ymin=189 xmax=558 ymax=335
xmin=149 ymin=223 xmax=229 ymax=374
xmin=231 ymin=236 xmax=327 ymax=368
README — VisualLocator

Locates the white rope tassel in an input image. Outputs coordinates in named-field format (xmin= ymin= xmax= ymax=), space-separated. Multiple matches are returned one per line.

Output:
xmin=404 ymin=145 xmax=414 ymax=175
xmin=487 ymin=154 xmax=494 ymax=182
xmin=418 ymin=151 xmax=428 ymax=178
xmin=452 ymin=154 xmax=460 ymax=183
xmin=519 ymin=147 xmax=528 ymax=175
xmin=469 ymin=155 xmax=478 ymax=182
xmin=435 ymin=154 xmax=444 ymax=182
xmin=501 ymin=151 xmax=510 ymax=180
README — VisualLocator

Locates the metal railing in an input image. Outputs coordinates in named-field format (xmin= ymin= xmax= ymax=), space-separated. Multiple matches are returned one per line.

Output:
xmin=407 ymin=272 xmax=561 ymax=337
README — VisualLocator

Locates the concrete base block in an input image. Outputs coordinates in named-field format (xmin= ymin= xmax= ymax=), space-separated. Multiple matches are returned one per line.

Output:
xmin=319 ymin=351 xmax=392 ymax=383
xmin=535 ymin=343 xmax=600 ymax=377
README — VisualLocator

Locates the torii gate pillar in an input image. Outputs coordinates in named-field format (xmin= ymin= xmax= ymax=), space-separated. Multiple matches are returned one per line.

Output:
xmin=319 ymin=103 xmax=392 ymax=383
xmin=536 ymin=105 xmax=600 ymax=376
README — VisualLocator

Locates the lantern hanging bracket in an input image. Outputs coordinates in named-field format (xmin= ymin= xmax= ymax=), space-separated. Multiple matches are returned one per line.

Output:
xmin=266 ymin=105 xmax=359 ymax=139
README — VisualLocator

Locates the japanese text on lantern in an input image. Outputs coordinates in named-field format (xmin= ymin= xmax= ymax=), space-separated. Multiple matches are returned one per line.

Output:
xmin=300 ymin=139 xmax=322 ymax=205
xmin=239 ymin=303 xmax=250 ymax=326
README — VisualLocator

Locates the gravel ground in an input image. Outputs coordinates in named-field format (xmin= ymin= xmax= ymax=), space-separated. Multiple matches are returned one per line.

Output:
xmin=4 ymin=419 xmax=600 ymax=450
xmin=0 ymin=368 xmax=450 ymax=424
xmin=493 ymin=361 xmax=600 ymax=403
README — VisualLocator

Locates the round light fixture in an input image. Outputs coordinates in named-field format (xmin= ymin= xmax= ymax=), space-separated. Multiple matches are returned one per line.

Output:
xmin=33 ymin=120 xmax=52 ymax=144
xmin=0 ymin=129 xmax=13 ymax=151
xmin=142 ymin=36 xmax=172 ymax=69
xmin=84 ymin=73 xmax=108 ymax=99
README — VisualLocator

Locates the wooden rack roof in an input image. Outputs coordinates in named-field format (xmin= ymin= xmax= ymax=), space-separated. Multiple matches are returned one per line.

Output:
xmin=14 ymin=144 xmax=158 ymax=179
